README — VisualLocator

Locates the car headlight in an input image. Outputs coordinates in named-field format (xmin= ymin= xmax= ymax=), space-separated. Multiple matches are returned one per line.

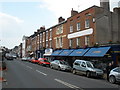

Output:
xmin=60 ymin=65 xmax=66 ymax=68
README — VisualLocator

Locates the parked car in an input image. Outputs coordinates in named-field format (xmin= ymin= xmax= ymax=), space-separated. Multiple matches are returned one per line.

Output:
xmin=38 ymin=58 xmax=50 ymax=67
xmin=31 ymin=58 xmax=39 ymax=64
xmin=28 ymin=57 xmax=35 ymax=62
xmin=109 ymin=67 xmax=120 ymax=84
xmin=22 ymin=57 xmax=28 ymax=61
xmin=72 ymin=60 xmax=104 ymax=78
xmin=50 ymin=60 xmax=72 ymax=71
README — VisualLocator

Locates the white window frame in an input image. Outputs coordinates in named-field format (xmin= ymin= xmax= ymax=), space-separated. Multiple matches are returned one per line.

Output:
xmin=85 ymin=36 xmax=90 ymax=46
xmin=77 ymin=22 xmax=80 ymax=31
xmin=70 ymin=25 xmax=73 ymax=33
xmin=46 ymin=41 xmax=48 ymax=48
xmin=69 ymin=39 xmax=73 ymax=47
xmin=76 ymin=38 xmax=80 ymax=46
xmin=59 ymin=37 xmax=63 ymax=48
xmin=46 ymin=31 xmax=48 ymax=41
xmin=85 ymin=19 xmax=90 ymax=28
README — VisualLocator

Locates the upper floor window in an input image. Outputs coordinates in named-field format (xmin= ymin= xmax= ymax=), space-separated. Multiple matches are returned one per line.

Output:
xmin=70 ymin=25 xmax=73 ymax=33
xmin=85 ymin=19 xmax=90 ymax=28
xmin=56 ymin=38 xmax=59 ymax=48
xmin=77 ymin=22 xmax=81 ymax=31
xmin=85 ymin=36 xmax=90 ymax=46
xmin=69 ymin=39 xmax=73 ymax=47
xmin=50 ymin=29 xmax=52 ymax=39
xmin=43 ymin=32 xmax=45 ymax=42
xmin=46 ymin=41 xmax=48 ymax=48
xmin=46 ymin=31 xmax=48 ymax=41
xmin=40 ymin=33 xmax=42 ymax=43
xmin=59 ymin=37 xmax=63 ymax=48
xmin=76 ymin=38 xmax=80 ymax=47
xmin=56 ymin=25 xmax=63 ymax=35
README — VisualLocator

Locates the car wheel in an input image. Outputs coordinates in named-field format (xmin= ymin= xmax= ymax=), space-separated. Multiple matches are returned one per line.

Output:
xmin=109 ymin=76 xmax=116 ymax=84
xmin=86 ymin=71 xmax=91 ymax=78
xmin=58 ymin=66 xmax=61 ymax=71
xmin=72 ymin=69 xmax=76 ymax=74
xmin=50 ymin=65 xmax=53 ymax=69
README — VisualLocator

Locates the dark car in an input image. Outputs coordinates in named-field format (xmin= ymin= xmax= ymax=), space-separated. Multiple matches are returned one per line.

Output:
xmin=38 ymin=58 xmax=50 ymax=67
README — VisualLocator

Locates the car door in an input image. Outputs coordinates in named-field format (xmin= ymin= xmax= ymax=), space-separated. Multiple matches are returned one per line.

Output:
xmin=73 ymin=61 xmax=80 ymax=70
xmin=116 ymin=68 xmax=120 ymax=81
xmin=53 ymin=60 xmax=59 ymax=69
xmin=80 ymin=62 xmax=87 ymax=75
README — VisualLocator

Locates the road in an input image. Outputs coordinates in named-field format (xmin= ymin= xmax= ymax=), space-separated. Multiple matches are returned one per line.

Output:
xmin=2 ymin=59 xmax=120 ymax=90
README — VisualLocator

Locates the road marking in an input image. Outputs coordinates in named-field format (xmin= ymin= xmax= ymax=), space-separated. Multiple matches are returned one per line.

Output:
xmin=36 ymin=70 xmax=47 ymax=76
xmin=54 ymin=78 xmax=83 ymax=90
xmin=26 ymin=66 xmax=33 ymax=69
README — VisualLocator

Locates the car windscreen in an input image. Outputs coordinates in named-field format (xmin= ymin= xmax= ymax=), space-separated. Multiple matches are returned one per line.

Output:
xmin=86 ymin=62 xmax=94 ymax=68
xmin=60 ymin=61 xmax=68 ymax=65
xmin=44 ymin=60 xmax=49 ymax=62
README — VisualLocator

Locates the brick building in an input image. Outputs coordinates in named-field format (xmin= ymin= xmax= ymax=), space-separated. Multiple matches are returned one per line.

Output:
xmin=23 ymin=0 xmax=120 ymax=66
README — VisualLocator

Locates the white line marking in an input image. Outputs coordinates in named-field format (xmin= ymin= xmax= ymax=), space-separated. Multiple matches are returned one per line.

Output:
xmin=26 ymin=66 xmax=33 ymax=69
xmin=54 ymin=78 xmax=82 ymax=90
xmin=36 ymin=70 xmax=47 ymax=76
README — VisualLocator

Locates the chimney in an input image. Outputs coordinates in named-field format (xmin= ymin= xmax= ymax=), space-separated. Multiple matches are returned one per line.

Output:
xmin=100 ymin=0 xmax=110 ymax=11
xmin=40 ymin=26 xmax=45 ymax=31
xmin=71 ymin=8 xmax=78 ymax=16
xmin=58 ymin=17 xmax=65 ymax=23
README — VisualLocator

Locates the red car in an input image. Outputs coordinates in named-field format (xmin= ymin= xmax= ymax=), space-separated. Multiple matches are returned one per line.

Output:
xmin=38 ymin=58 xmax=50 ymax=67
xmin=31 ymin=58 xmax=39 ymax=64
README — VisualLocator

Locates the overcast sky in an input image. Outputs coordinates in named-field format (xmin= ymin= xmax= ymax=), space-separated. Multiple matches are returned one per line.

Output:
xmin=0 ymin=0 xmax=119 ymax=49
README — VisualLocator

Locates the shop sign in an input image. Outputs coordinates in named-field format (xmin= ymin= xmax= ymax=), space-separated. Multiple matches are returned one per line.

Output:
xmin=93 ymin=51 xmax=101 ymax=53
xmin=44 ymin=49 xmax=53 ymax=56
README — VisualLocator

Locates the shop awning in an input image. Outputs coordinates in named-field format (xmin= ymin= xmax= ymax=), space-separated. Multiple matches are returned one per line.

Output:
xmin=51 ymin=50 xmax=63 ymax=56
xmin=59 ymin=49 xmax=74 ymax=56
xmin=69 ymin=48 xmax=89 ymax=56
xmin=84 ymin=47 xmax=111 ymax=57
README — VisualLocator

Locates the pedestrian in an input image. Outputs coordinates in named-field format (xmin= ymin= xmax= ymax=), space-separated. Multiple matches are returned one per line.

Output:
xmin=106 ymin=63 xmax=112 ymax=81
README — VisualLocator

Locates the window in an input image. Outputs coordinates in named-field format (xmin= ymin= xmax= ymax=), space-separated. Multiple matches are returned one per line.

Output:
xmin=50 ymin=29 xmax=52 ymax=39
xmin=77 ymin=22 xmax=80 ymax=31
xmin=40 ymin=33 xmax=42 ymax=43
xmin=43 ymin=32 xmax=45 ymax=42
xmin=49 ymin=40 xmax=52 ymax=48
xmin=85 ymin=36 xmax=90 ymax=46
xmin=56 ymin=25 xmax=63 ymax=35
xmin=56 ymin=38 xmax=59 ymax=48
xmin=85 ymin=19 xmax=90 ymax=28
xmin=59 ymin=37 xmax=63 ymax=48
xmin=81 ymin=62 xmax=86 ymax=67
xmin=70 ymin=25 xmax=73 ymax=33
xmin=76 ymin=38 xmax=80 ymax=47
xmin=59 ymin=25 xmax=63 ymax=34
xmin=46 ymin=41 xmax=48 ymax=48
xmin=46 ymin=31 xmax=48 ymax=41
xmin=69 ymin=39 xmax=73 ymax=47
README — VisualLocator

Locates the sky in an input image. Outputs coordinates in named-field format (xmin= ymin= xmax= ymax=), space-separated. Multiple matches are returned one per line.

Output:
xmin=0 ymin=0 xmax=119 ymax=49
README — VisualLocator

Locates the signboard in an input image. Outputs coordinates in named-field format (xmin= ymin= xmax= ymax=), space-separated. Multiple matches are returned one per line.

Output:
xmin=44 ymin=49 xmax=53 ymax=56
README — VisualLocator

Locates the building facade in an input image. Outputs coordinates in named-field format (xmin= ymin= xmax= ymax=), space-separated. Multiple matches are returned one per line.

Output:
xmin=23 ymin=0 xmax=120 ymax=67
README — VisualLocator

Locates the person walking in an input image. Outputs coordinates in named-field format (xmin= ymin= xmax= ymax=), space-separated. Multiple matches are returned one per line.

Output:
xmin=106 ymin=63 xmax=112 ymax=81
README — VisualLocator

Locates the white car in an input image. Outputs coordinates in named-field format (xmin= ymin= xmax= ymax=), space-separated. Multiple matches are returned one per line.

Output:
xmin=50 ymin=60 xmax=72 ymax=71
xmin=109 ymin=67 xmax=120 ymax=84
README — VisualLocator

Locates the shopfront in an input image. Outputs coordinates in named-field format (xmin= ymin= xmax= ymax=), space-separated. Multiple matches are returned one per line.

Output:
xmin=43 ymin=48 xmax=53 ymax=62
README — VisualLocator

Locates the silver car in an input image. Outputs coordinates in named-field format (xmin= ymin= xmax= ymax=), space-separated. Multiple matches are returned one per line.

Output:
xmin=50 ymin=60 xmax=72 ymax=71
xmin=72 ymin=60 xmax=104 ymax=78
xmin=109 ymin=67 xmax=120 ymax=84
